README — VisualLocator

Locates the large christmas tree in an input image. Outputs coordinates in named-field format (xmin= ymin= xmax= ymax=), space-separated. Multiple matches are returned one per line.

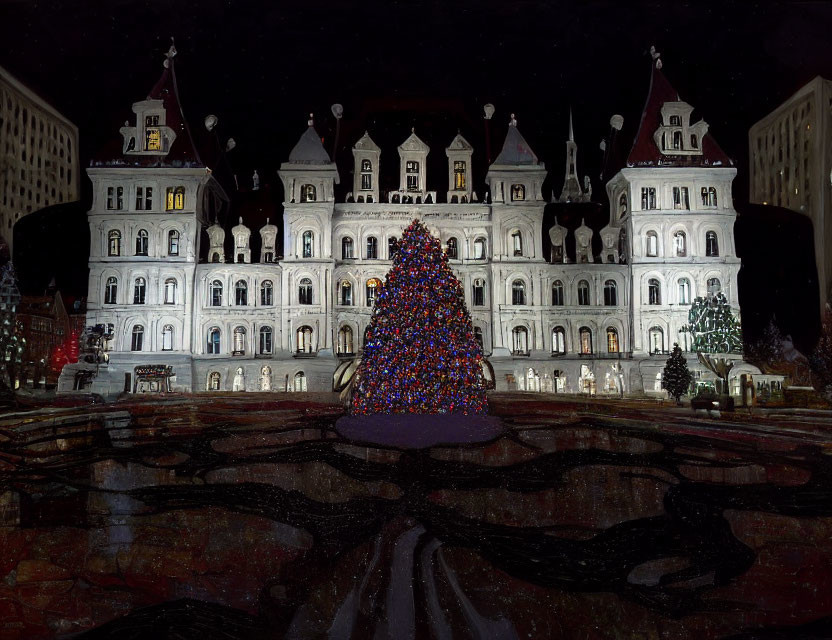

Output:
xmin=351 ymin=220 xmax=487 ymax=415
xmin=684 ymin=292 xmax=743 ymax=354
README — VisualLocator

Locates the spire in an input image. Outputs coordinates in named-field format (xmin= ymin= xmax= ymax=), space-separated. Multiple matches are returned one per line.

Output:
xmin=491 ymin=114 xmax=539 ymax=166
xmin=568 ymin=108 xmax=574 ymax=143
xmin=557 ymin=112 xmax=590 ymax=203
xmin=287 ymin=113 xmax=333 ymax=165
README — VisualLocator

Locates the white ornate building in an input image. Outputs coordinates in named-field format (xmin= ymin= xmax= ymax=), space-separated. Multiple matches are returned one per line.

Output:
xmin=60 ymin=53 xmax=758 ymax=398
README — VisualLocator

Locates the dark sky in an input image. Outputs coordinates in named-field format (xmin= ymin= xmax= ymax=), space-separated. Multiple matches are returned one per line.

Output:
xmin=3 ymin=0 xmax=832 ymax=195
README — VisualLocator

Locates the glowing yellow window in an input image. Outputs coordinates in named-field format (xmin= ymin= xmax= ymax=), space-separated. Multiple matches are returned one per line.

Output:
xmin=454 ymin=161 xmax=466 ymax=190
xmin=145 ymin=128 xmax=161 ymax=151
xmin=166 ymin=186 xmax=185 ymax=210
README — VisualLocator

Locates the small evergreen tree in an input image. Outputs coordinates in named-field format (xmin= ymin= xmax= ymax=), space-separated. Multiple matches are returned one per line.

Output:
xmin=351 ymin=220 xmax=487 ymax=415
xmin=662 ymin=343 xmax=693 ymax=404
xmin=809 ymin=305 xmax=832 ymax=401
xmin=0 ymin=263 xmax=23 ymax=391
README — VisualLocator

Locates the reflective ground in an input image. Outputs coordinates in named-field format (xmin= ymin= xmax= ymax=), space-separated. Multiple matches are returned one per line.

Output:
xmin=1 ymin=394 xmax=832 ymax=639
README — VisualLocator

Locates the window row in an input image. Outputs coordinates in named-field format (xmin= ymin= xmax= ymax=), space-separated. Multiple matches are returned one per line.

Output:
xmin=511 ymin=326 xmax=621 ymax=356
xmin=108 ymin=229 xmax=180 ymax=257
xmin=645 ymin=277 xmax=722 ymax=306
xmin=106 ymin=185 xmax=186 ymax=211
xmin=644 ymin=230 xmax=720 ymax=257
xmin=105 ymin=277 xmax=180 ymax=305
xmin=129 ymin=324 xmax=175 ymax=351
xmin=640 ymin=186 xmax=718 ymax=210
xmin=208 ymin=280 xmax=274 ymax=306
xmin=207 ymin=369 xmax=307 ymax=392
xmin=206 ymin=326 xmax=274 ymax=355
xmin=337 ymin=235 xmax=489 ymax=260
xmin=513 ymin=279 xmax=620 ymax=306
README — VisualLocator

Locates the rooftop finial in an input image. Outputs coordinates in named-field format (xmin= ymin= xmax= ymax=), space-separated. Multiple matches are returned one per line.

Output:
xmin=308 ymin=113 xmax=314 ymax=127
xmin=509 ymin=113 xmax=517 ymax=127
xmin=163 ymin=37 xmax=177 ymax=67
xmin=568 ymin=108 xmax=574 ymax=142
xmin=411 ymin=126 xmax=415 ymax=134
xmin=650 ymin=45 xmax=662 ymax=69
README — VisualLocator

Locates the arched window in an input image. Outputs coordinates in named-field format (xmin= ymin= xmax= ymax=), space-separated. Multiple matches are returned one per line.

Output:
xmin=260 ymin=366 xmax=272 ymax=391
xmin=649 ymin=326 xmax=665 ymax=354
xmin=168 ymin=229 xmax=180 ymax=256
xmin=552 ymin=327 xmax=566 ymax=354
xmin=338 ymin=326 xmax=354 ymax=355
xmin=232 ymin=326 xmax=246 ymax=355
xmin=706 ymin=231 xmax=719 ymax=257
xmin=233 ymin=367 xmax=245 ymax=392
xmin=108 ymin=230 xmax=121 ymax=256
xmin=208 ymin=372 xmax=221 ymax=391
xmin=511 ymin=184 xmax=525 ymax=201
xmin=302 ymin=230 xmax=314 ymax=258
xmin=360 ymin=159 xmax=373 ymax=190
xmin=707 ymin=277 xmax=722 ymax=297
xmin=301 ymin=184 xmax=316 ymax=202
xmin=366 ymin=278 xmax=382 ymax=307
xmin=161 ymin=324 xmax=173 ymax=351
xmin=604 ymin=280 xmax=617 ymax=306
xmin=512 ymin=326 xmax=529 ymax=354
xmin=672 ymin=131 xmax=682 ymax=150
xmin=207 ymin=327 xmax=221 ymax=354
xmin=646 ymin=231 xmax=659 ymax=257
xmin=701 ymin=186 xmax=717 ymax=207
xmin=235 ymin=280 xmax=248 ymax=306
xmin=133 ymin=277 xmax=146 ymax=304
xmin=673 ymin=231 xmax=687 ymax=257
xmin=579 ymin=327 xmax=592 ymax=354
xmin=511 ymin=231 xmax=523 ymax=256
xmin=164 ymin=278 xmax=177 ymax=304
xmin=260 ymin=280 xmax=273 ymax=306
xmin=474 ymin=327 xmax=484 ymax=350
xmin=294 ymin=372 xmax=307 ymax=392
xmin=618 ymin=192 xmax=627 ymax=216
xmin=511 ymin=280 xmax=526 ymax=305
xmin=473 ymin=237 xmax=486 ymax=259
xmin=131 ymin=325 xmax=144 ymax=351
xmin=551 ymin=280 xmax=564 ymax=306
xmin=366 ymin=236 xmax=378 ymax=259
xmin=259 ymin=326 xmax=273 ymax=354
xmin=296 ymin=326 xmax=313 ymax=354
xmin=105 ymin=277 xmax=118 ymax=304
xmin=388 ymin=237 xmax=398 ymax=259
xmin=298 ymin=277 xmax=313 ymax=305
xmin=135 ymin=229 xmax=148 ymax=256
xmin=607 ymin=327 xmax=619 ymax=353
xmin=648 ymin=278 xmax=661 ymax=305
xmin=577 ymin=280 xmax=590 ymax=306
xmin=210 ymin=280 xmax=223 ymax=306
xmin=342 ymin=237 xmax=354 ymax=259
xmin=446 ymin=237 xmax=458 ymax=259
xmin=678 ymin=278 xmax=691 ymax=304
xmin=339 ymin=281 xmax=353 ymax=306
xmin=472 ymin=278 xmax=485 ymax=306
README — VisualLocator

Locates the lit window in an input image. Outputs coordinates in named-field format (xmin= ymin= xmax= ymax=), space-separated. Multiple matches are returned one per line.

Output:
xmin=473 ymin=237 xmax=486 ymax=259
xmin=366 ymin=278 xmax=382 ymax=306
xmin=706 ymin=231 xmax=719 ymax=257
xmin=604 ymin=280 xmax=617 ymax=306
xmin=342 ymin=237 xmax=354 ymax=259
xmin=673 ymin=231 xmax=687 ymax=257
xmin=360 ymin=159 xmax=372 ymax=190
xmin=338 ymin=326 xmax=354 ymax=355
xmin=446 ymin=237 xmax=458 ymax=259
xmin=607 ymin=327 xmax=619 ymax=353
xmin=131 ymin=325 xmax=144 ymax=351
xmin=512 ymin=280 xmax=526 ymax=305
xmin=133 ymin=277 xmax=146 ymax=304
xmin=108 ymin=230 xmax=121 ymax=256
xmin=207 ymin=328 xmax=221 ymax=354
xmin=678 ymin=278 xmax=691 ymax=304
xmin=577 ymin=280 xmax=590 ymax=306
xmin=512 ymin=231 xmax=523 ymax=256
xmin=512 ymin=326 xmax=529 ymax=354
xmin=366 ymin=236 xmax=378 ymax=259
xmin=144 ymin=115 xmax=161 ymax=150
xmin=646 ymin=231 xmax=659 ymax=257
xmin=340 ymin=281 xmax=352 ymax=306
xmin=551 ymin=280 xmax=564 ymax=306
xmin=648 ymin=278 xmax=661 ymax=305
xmin=511 ymin=184 xmax=525 ymax=201
xmin=701 ymin=186 xmax=718 ymax=207
xmin=233 ymin=326 xmax=246 ymax=355
xmin=298 ymin=278 xmax=313 ymax=305
xmin=260 ymin=280 xmax=273 ymax=306
xmin=210 ymin=280 xmax=223 ymax=306
xmin=135 ymin=229 xmax=148 ymax=256
xmin=259 ymin=326 xmax=273 ymax=354
xmin=473 ymin=278 xmax=485 ymax=306
xmin=162 ymin=324 xmax=173 ymax=351
xmin=406 ymin=161 xmax=419 ymax=191
xmin=164 ymin=278 xmax=177 ymax=304
xmin=105 ymin=277 xmax=118 ymax=304
xmin=168 ymin=230 xmax=179 ymax=256
xmin=296 ymin=326 xmax=313 ymax=354
xmin=302 ymin=231 xmax=314 ymax=258
xmin=552 ymin=327 xmax=566 ymax=354
xmin=301 ymin=184 xmax=316 ymax=202
xmin=579 ymin=327 xmax=592 ymax=354
xmin=454 ymin=160 xmax=466 ymax=190
xmin=235 ymin=280 xmax=248 ymax=306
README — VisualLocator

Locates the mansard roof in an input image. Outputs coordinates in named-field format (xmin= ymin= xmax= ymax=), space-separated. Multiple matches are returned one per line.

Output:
xmin=627 ymin=63 xmax=732 ymax=168
xmin=492 ymin=120 xmax=540 ymax=166
xmin=288 ymin=122 xmax=333 ymax=164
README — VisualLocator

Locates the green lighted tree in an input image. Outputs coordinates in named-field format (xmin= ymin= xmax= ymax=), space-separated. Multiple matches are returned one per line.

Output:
xmin=662 ymin=343 xmax=693 ymax=404
xmin=683 ymin=293 xmax=743 ymax=354
xmin=0 ymin=263 xmax=24 ymax=392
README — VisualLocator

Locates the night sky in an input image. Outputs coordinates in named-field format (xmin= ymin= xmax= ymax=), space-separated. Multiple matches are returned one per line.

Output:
xmin=2 ymin=0 xmax=831 ymax=347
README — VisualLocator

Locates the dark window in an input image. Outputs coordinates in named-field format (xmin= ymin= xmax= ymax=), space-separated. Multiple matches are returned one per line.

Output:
xmin=604 ymin=280 xmax=617 ymax=306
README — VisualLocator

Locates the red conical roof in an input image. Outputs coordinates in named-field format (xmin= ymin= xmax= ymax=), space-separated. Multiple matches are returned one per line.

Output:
xmin=626 ymin=64 xmax=732 ymax=168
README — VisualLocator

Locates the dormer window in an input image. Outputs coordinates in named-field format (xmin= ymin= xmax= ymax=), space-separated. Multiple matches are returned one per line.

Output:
xmin=406 ymin=161 xmax=419 ymax=191
xmin=511 ymin=184 xmax=525 ymax=201
xmin=360 ymin=159 xmax=372 ymax=190
xmin=301 ymin=184 xmax=316 ymax=202
xmin=144 ymin=115 xmax=161 ymax=151
xmin=669 ymin=115 xmax=681 ymax=126
xmin=655 ymin=102 xmax=708 ymax=157
xmin=454 ymin=161 xmax=466 ymax=190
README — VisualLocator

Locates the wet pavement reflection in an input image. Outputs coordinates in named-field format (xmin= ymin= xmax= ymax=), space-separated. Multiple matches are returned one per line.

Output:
xmin=1 ymin=394 xmax=832 ymax=638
